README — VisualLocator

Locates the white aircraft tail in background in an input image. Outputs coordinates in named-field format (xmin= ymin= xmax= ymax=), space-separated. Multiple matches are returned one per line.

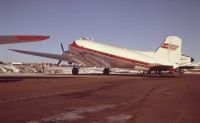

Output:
xmin=9 ymin=36 xmax=194 ymax=76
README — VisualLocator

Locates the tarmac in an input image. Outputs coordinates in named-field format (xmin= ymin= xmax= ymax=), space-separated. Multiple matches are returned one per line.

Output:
xmin=0 ymin=74 xmax=200 ymax=123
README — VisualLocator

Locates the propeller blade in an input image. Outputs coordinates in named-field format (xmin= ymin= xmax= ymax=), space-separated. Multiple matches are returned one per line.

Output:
xmin=57 ymin=60 xmax=61 ymax=66
xmin=57 ymin=43 xmax=64 ymax=66
xmin=61 ymin=43 xmax=64 ymax=52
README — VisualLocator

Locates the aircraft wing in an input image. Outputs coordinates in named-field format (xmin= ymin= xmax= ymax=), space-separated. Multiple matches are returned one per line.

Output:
xmin=9 ymin=49 xmax=71 ymax=61
xmin=0 ymin=35 xmax=49 ymax=44
xmin=9 ymin=49 xmax=176 ymax=72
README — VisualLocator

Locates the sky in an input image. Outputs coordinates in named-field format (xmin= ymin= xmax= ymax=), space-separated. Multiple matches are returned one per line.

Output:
xmin=0 ymin=0 xmax=200 ymax=63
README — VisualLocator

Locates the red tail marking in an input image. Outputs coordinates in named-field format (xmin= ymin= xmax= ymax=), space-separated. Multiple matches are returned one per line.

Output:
xmin=161 ymin=43 xmax=179 ymax=51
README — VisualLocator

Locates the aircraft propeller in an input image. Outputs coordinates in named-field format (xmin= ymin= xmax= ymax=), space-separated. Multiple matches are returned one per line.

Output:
xmin=57 ymin=43 xmax=64 ymax=66
xmin=61 ymin=43 xmax=64 ymax=52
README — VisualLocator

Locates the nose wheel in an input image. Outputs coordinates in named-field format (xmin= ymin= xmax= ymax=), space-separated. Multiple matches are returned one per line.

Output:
xmin=103 ymin=67 xmax=110 ymax=75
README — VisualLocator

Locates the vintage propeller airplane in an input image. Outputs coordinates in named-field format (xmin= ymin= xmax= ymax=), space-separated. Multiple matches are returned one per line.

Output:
xmin=9 ymin=36 xmax=194 ymax=75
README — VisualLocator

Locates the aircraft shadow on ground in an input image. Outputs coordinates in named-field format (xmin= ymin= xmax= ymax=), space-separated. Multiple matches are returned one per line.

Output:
xmin=0 ymin=78 xmax=23 ymax=83
xmin=79 ymin=73 xmax=178 ymax=78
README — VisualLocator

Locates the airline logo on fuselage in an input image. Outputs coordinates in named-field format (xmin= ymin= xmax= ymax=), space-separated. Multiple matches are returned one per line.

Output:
xmin=161 ymin=43 xmax=179 ymax=51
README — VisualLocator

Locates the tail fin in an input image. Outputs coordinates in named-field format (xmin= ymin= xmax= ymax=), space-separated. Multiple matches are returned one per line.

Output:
xmin=155 ymin=36 xmax=182 ymax=67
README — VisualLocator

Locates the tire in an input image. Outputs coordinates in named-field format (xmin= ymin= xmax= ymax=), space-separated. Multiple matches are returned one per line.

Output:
xmin=72 ymin=68 xmax=79 ymax=75
xmin=103 ymin=68 xmax=110 ymax=75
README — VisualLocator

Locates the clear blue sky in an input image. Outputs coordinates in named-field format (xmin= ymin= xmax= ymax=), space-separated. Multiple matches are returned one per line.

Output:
xmin=0 ymin=0 xmax=199 ymax=63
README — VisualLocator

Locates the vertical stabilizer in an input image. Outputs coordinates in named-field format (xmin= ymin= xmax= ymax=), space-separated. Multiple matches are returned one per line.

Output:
xmin=155 ymin=36 xmax=182 ymax=68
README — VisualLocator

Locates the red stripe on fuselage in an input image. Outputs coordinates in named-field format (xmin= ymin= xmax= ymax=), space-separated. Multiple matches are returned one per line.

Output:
xmin=69 ymin=41 xmax=152 ymax=68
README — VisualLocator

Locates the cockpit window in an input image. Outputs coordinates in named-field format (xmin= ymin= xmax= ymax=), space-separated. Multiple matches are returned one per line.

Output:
xmin=80 ymin=37 xmax=90 ymax=40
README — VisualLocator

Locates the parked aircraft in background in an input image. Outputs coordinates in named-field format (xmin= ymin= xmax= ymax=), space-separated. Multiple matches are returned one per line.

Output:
xmin=0 ymin=35 xmax=49 ymax=44
xmin=9 ymin=36 xmax=194 ymax=76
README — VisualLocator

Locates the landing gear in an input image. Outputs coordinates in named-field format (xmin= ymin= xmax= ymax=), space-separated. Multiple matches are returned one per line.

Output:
xmin=155 ymin=70 xmax=162 ymax=77
xmin=144 ymin=70 xmax=162 ymax=77
xmin=72 ymin=67 xmax=79 ymax=75
xmin=176 ymin=68 xmax=184 ymax=74
xmin=103 ymin=67 xmax=110 ymax=75
xmin=158 ymin=71 xmax=162 ymax=77
xmin=141 ymin=70 xmax=148 ymax=76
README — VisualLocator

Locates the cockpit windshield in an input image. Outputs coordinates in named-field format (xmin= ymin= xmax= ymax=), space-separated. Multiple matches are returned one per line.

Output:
xmin=80 ymin=37 xmax=90 ymax=40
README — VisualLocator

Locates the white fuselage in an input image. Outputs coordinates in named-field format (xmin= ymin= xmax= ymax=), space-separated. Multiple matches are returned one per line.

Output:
xmin=9 ymin=36 xmax=185 ymax=74
xmin=68 ymin=39 xmax=174 ymax=70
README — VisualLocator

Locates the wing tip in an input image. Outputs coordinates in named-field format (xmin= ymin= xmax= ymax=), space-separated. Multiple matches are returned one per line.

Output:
xmin=8 ymin=49 xmax=17 ymax=52
xmin=0 ymin=35 xmax=50 ymax=44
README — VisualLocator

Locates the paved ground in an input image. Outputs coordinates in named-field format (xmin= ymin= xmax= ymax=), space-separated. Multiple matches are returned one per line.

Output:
xmin=0 ymin=74 xmax=200 ymax=123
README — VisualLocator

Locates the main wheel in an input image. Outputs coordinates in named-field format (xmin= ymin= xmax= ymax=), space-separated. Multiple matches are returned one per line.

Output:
xmin=103 ymin=68 xmax=110 ymax=75
xmin=72 ymin=67 xmax=79 ymax=75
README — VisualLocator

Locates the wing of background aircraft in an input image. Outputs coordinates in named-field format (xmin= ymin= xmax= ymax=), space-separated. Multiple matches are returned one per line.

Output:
xmin=0 ymin=35 xmax=49 ymax=44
